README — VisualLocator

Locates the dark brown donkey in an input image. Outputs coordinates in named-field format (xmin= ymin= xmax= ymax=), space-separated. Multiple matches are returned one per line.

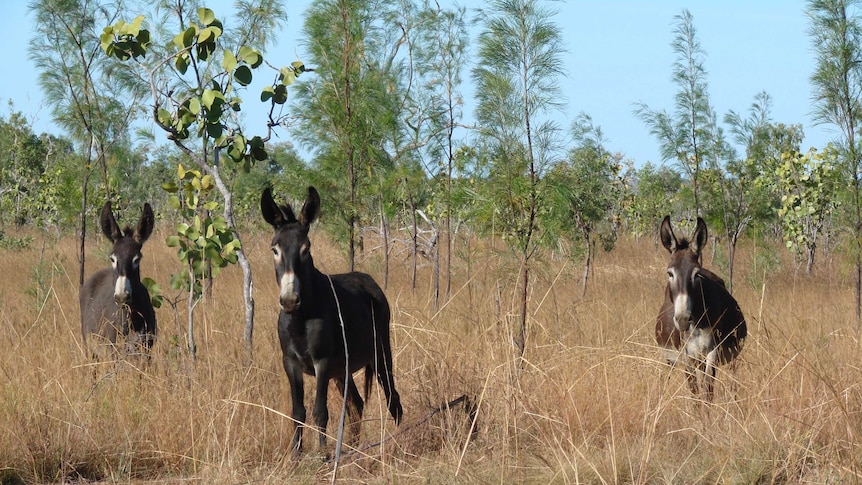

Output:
xmin=655 ymin=216 xmax=746 ymax=400
xmin=80 ymin=201 xmax=156 ymax=359
xmin=262 ymin=186 xmax=403 ymax=453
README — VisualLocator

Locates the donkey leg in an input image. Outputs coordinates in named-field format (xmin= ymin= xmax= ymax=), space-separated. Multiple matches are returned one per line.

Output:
xmin=375 ymin=341 xmax=403 ymax=424
xmin=335 ymin=375 xmax=364 ymax=446
xmin=703 ymin=348 xmax=719 ymax=401
xmin=685 ymin=363 xmax=700 ymax=396
xmin=283 ymin=359 xmax=307 ymax=454
xmin=312 ymin=360 xmax=332 ymax=449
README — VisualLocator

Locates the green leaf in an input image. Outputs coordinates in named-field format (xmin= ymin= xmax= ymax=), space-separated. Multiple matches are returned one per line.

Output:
xmin=280 ymin=67 xmax=296 ymax=86
xmin=128 ymin=15 xmax=146 ymax=36
xmin=260 ymin=86 xmax=274 ymax=102
xmin=273 ymin=84 xmax=287 ymax=104
xmin=175 ymin=53 xmax=189 ymax=75
xmin=157 ymin=108 xmax=173 ymax=127
xmin=222 ymin=49 xmax=237 ymax=72
xmin=234 ymin=65 xmax=252 ymax=86
xmin=206 ymin=122 xmax=223 ymax=139
xmin=187 ymin=97 xmax=201 ymax=115
xmin=198 ymin=26 xmax=221 ymax=45
xmin=198 ymin=7 xmax=216 ymax=26
xmin=201 ymin=88 xmax=217 ymax=109
xmin=239 ymin=46 xmax=263 ymax=68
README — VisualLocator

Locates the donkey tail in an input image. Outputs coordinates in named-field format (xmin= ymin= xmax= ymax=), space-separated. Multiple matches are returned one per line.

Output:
xmin=364 ymin=364 xmax=375 ymax=401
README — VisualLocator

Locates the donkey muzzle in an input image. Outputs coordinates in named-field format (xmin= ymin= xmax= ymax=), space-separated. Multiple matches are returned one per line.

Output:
xmin=279 ymin=272 xmax=300 ymax=312
xmin=114 ymin=275 xmax=131 ymax=304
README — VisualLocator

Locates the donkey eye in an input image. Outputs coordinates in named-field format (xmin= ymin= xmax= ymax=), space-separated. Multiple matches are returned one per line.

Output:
xmin=666 ymin=270 xmax=673 ymax=280
xmin=110 ymin=255 xmax=118 ymax=268
xmin=271 ymin=246 xmax=281 ymax=259
xmin=133 ymin=255 xmax=141 ymax=268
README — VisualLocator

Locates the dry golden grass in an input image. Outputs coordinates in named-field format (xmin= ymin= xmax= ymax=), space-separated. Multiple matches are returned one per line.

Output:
xmin=1 ymin=224 xmax=861 ymax=484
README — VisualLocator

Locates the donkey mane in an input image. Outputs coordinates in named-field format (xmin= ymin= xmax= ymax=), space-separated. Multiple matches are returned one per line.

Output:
xmin=672 ymin=238 xmax=693 ymax=251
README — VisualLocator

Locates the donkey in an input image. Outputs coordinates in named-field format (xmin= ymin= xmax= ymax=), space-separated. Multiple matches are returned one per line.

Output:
xmin=80 ymin=201 xmax=156 ymax=359
xmin=655 ymin=216 xmax=746 ymax=400
xmin=261 ymin=186 xmax=403 ymax=453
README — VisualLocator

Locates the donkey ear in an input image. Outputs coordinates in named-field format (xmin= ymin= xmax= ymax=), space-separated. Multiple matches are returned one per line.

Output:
xmin=261 ymin=187 xmax=296 ymax=228
xmin=134 ymin=203 xmax=155 ymax=244
xmin=100 ymin=201 xmax=123 ymax=242
xmin=299 ymin=186 xmax=320 ymax=227
xmin=659 ymin=215 xmax=676 ymax=253
xmin=691 ymin=217 xmax=708 ymax=255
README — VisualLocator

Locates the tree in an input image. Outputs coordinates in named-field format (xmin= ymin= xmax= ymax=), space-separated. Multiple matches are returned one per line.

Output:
xmin=293 ymin=0 xmax=442 ymax=277
xmin=720 ymin=92 xmax=784 ymax=291
xmin=628 ymin=162 xmax=684 ymax=238
xmin=0 ymin=108 xmax=48 ymax=226
xmin=547 ymin=114 xmax=621 ymax=297
xmin=411 ymin=0 xmax=469 ymax=307
xmin=101 ymin=2 xmax=305 ymax=357
xmin=776 ymin=147 xmax=840 ymax=273
xmin=808 ymin=0 xmax=862 ymax=329
xmin=634 ymin=9 xmax=714 ymax=217
xmin=292 ymin=0 xmax=394 ymax=271
xmin=472 ymin=0 xmax=564 ymax=362
xmin=30 ymin=0 xmax=144 ymax=286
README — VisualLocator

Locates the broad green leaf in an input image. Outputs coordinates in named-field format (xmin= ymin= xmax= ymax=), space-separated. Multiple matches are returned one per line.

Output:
xmin=128 ymin=15 xmax=145 ymax=36
xmin=198 ymin=7 xmax=216 ymax=25
xmin=280 ymin=67 xmax=295 ymax=86
xmin=188 ymin=97 xmax=200 ymax=115
xmin=239 ymin=46 xmax=262 ymax=68
xmin=234 ymin=65 xmax=252 ymax=86
xmin=206 ymin=122 xmax=223 ymax=138
xmin=157 ymin=108 xmax=172 ymax=126
xmin=273 ymin=84 xmax=287 ymax=104
xmin=222 ymin=49 xmax=237 ymax=72
xmin=260 ymin=85 xmax=274 ymax=102
xmin=201 ymin=89 xmax=217 ymax=109
xmin=175 ymin=53 xmax=189 ymax=74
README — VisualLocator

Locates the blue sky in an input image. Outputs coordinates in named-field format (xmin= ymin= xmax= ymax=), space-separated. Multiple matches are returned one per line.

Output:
xmin=0 ymin=1 xmax=834 ymax=168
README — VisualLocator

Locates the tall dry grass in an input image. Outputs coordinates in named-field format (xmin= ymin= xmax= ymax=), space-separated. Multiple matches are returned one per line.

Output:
xmin=1 ymin=223 xmax=861 ymax=484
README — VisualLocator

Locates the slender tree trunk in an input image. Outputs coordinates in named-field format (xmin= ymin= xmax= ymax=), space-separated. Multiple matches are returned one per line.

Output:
xmin=209 ymin=160 xmax=254 ymax=358
xmin=516 ymin=258 xmax=528 ymax=362
xmin=340 ymin=1 xmax=356 ymax=273
xmin=409 ymin=189 xmax=418 ymax=291
xmin=727 ymin=235 xmax=737 ymax=294
xmin=79 ymin=171 xmax=91 ymax=287
xmin=855 ymin=169 xmax=861 ymax=331
xmin=581 ymin=231 xmax=592 ymax=298
xmin=380 ymin=195 xmax=389 ymax=290
xmin=433 ymin=235 xmax=440 ymax=310
xmin=807 ymin=244 xmax=816 ymax=275
xmin=187 ymin=264 xmax=197 ymax=361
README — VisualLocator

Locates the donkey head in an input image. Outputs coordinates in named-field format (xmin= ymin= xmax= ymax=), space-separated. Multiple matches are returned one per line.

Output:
xmin=261 ymin=186 xmax=321 ymax=313
xmin=660 ymin=216 xmax=708 ymax=333
xmin=101 ymin=201 xmax=154 ymax=305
